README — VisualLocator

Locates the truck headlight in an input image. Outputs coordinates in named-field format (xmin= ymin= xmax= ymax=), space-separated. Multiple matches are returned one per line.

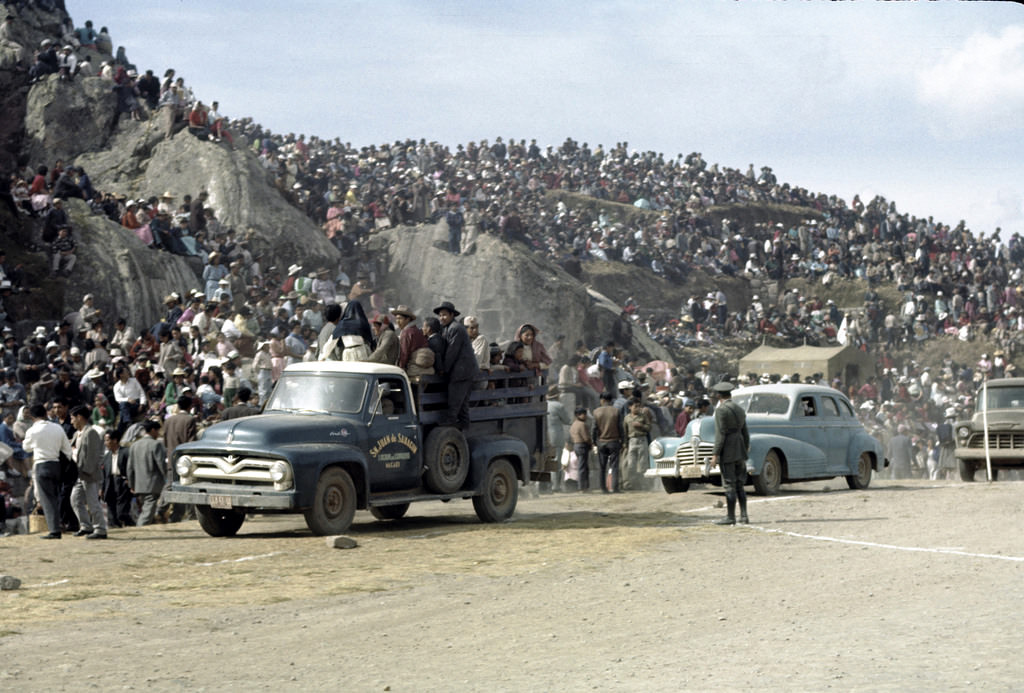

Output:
xmin=269 ymin=460 xmax=291 ymax=484
xmin=649 ymin=440 xmax=664 ymax=458
xmin=175 ymin=455 xmax=195 ymax=477
xmin=957 ymin=426 xmax=970 ymax=439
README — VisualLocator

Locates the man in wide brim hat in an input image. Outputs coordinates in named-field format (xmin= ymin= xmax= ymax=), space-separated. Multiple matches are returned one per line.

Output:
xmin=391 ymin=305 xmax=417 ymax=320
xmin=432 ymin=301 xmax=460 ymax=317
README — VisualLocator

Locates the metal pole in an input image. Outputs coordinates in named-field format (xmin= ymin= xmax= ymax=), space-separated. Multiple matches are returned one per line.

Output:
xmin=982 ymin=379 xmax=993 ymax=482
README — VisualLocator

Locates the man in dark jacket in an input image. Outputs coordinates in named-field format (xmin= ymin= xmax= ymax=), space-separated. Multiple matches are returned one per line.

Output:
xmin=434 ymin=301 xmax=478 ymax=429
xmin=711 ymin=381 xmax=750 ymax=525
xmin=160 ymin=395 xmax=197 ymax=522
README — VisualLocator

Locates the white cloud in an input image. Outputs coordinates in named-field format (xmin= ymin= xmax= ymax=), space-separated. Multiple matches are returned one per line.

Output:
xmin=916 ymin=25 xmax=1024 ymax=138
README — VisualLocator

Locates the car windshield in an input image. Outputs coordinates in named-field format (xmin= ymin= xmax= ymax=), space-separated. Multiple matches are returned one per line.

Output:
xmin=733 ymin=393 xmax=791 ymax=415
xmin=981 ymin=386 xmax=1024 ymax=410
xmin=264 ymin=373 xmax=368 ymax=415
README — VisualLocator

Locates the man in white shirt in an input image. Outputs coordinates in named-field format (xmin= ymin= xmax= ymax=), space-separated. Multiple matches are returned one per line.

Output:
xmin=112 ymin=367 xmax=147 ymax=425
xmin=22 ymin=404 xmax=73 ymax=538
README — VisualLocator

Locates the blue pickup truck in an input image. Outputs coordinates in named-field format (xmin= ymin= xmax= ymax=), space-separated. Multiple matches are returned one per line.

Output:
xmin=163 ymin=361 xmax=549 ymax=536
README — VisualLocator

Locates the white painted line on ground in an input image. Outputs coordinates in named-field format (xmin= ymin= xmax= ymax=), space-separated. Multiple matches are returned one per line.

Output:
xmin=679 ymin=495 xmax=807 ymax=514
xmin=195 ymin=551 xmax=283 ymax=567
xmin=25 ymin=578 xmax=70 ymax=588
xmin=747 ymin=525 xmax=1024 ymax=563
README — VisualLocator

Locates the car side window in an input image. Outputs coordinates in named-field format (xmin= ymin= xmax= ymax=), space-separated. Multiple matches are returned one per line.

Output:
xmin=839 ymin=399 xmax=856 ymax=418
xmin=801 ymin=396 xmax=817 ymax=417
xmin=821 ymin=396 xmax=840 ymax=417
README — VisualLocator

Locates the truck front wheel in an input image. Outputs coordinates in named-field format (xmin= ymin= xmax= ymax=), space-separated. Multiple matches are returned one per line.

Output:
xmin=196 ymin=505 xmax=246 ymax=537
xmin=958 ymin=458 xmax=975 ymax=482
xmin=473 ymin=458 xmax=518 ymax=523
xmin=305 ymin=467 xmax=357 ymax=535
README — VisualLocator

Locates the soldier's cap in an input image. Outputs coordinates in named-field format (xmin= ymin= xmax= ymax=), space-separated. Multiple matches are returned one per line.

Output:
xmin=710 ymin=381 xmax=735 ymax=393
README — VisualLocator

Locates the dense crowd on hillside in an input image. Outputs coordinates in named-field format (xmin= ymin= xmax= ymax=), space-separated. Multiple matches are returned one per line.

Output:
xmin=0 ymin=8 xmax=1020 ymax=535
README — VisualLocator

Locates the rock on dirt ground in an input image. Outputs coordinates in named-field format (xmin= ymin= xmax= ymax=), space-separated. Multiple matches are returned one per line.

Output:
xmin=2 ymin=478 xmax=1023 ymax=691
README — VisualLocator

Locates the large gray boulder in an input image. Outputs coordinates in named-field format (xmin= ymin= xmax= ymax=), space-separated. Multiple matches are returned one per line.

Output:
xmin=24 ymin=75 xmax=118 ymax=167
xmin=374 ymin=226 xmax=672 ymax=363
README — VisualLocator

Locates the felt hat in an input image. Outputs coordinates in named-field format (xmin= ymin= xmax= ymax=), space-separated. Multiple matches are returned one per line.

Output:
xmin=432 ymin=301 xmax=460 ymax=317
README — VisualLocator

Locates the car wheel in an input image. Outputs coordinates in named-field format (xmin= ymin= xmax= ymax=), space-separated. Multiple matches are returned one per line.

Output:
xmin=304 ymin=467 xmax=357 ymax=536
xmin=423 ymin=426 xmax=470 ymax=494
xmin=957 ymin=458 xmax=975 ymax=482
xmin=753 ymin=451 xmax=782 ymax=495
xmin=660 ymin=477 xmax=690 ymax=494
xmin=472 ymin=458 xmax=518 ymax=523
xmin=195 ymin=505 xmax=245 ymax=537
xmin=370 ymin=503 xmax=410 ymax=521
xmin=845 ymin=452 xmax=872 ymax=490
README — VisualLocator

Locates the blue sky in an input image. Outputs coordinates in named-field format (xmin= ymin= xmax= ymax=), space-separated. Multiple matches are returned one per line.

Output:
xmin=68 ymin=1 xmax=1024 ymax=238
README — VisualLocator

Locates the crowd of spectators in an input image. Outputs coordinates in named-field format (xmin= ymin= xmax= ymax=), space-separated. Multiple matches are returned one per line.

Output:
xmin=1 ymin=9 xmax=1021 ymax=531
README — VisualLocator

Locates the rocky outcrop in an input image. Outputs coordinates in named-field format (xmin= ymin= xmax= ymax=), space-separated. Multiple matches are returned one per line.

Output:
xmin=21 ymin=74 xmax=338 ymax=321
xmin=374 ymin=225 xmax=672 ymax=362
xmin=24 ymin=75 xmax=117 ymax=165
xmin=63 ymin=198 xmax=200 ymax=329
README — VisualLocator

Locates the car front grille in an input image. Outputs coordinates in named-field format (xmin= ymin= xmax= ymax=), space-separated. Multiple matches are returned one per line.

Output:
xmin=188 ymin=455 xmax=280 ymax=487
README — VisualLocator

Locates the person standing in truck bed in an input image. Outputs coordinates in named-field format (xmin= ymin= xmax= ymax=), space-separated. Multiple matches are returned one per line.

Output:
xmin=434 ymin=301 xmax=478 ymax=429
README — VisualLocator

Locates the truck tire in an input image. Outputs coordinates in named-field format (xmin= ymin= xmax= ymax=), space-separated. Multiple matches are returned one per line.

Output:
xmin=370 ymin=503 xmax=410 ymax=521
xmin=661 ymin=477 xmax=690 ymax=494
xmin=423 ymin=426 xmax=469 ymax=494
xmin=958 ymin=458 xmax=975 ymax=482
xmin=473 ymin=458 xmax=518 ymax=523
xmin=196 ymin=505 xmax=246 ymax=537
xmin=753 ymin=451 xmax=782 ymax=495
xmin=304 ymin=467 xmax=357 ymax=536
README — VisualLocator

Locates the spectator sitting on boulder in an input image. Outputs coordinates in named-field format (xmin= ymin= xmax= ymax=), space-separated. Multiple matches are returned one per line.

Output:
xmin=188 ymin=101 xmax=210 ymax=139
xmin=51 ymin=227 xmax=77 ymax=277
xmin=57 ymin=45 xmax=77 ymax=81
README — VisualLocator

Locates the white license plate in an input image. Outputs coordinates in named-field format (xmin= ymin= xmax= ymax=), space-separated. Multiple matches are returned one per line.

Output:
xmin=209 ymin=494 xmax=233 ymax=509
xmin=680 ymin=466 xmax=705 ymax=479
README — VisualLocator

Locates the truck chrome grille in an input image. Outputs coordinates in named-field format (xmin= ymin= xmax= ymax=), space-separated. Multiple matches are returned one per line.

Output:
xmin=188 ymin=455 xmax=279 ymax=486
xmin=967 ymin=433 xmax=1024 ymax=450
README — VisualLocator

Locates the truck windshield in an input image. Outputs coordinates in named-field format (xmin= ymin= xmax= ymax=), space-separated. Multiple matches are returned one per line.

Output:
xmin=981 ymin=386 xmax=1024 ymax=410
xmin=264 ymin=373 xmax=368 ymax=415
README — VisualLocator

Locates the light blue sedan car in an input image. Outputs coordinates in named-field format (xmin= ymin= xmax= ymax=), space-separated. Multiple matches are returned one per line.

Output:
xmin=646 ymin=384 xmax=888 ymax=495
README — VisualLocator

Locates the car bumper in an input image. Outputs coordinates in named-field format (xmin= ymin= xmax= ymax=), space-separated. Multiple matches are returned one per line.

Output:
xmin=645 ymin=462 xmax=719 ymax=479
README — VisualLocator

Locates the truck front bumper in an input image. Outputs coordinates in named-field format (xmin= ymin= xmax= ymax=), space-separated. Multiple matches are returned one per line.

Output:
xmin=164 ymin=485 xmax=296 ymax=510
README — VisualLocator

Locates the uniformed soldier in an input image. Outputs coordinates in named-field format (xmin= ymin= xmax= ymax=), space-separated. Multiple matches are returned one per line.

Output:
xmin=710 ymin=381 xmax=750 ymax=525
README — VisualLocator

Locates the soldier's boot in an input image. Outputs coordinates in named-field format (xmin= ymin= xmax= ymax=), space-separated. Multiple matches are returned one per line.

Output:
xmin=738 ymin=494 xmax=749 ymax=524
xmin=714 ymin=494 xmax=736 ymax=525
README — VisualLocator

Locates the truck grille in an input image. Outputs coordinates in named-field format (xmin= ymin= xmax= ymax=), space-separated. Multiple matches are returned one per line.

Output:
xmin=967 ymin=433 xmax=1024 ymax=450
xmin=187 ymin=455 xmax=281 ymax=487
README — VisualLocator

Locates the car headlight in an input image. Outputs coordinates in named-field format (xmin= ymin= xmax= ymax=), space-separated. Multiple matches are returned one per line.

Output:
xmin=269 ymin=460 xmax=291 ymax=484
xmin=957 ymin=426 xmax=971 ymax=439
xmin=649 ymin=440 xmax=664 ymax=458
xmin=175 ymin=455 xmax=195 ymax=477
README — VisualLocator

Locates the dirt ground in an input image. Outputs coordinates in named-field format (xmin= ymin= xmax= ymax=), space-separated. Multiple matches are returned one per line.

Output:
xmin=2 ymin=477 xmax=1023 ymax=692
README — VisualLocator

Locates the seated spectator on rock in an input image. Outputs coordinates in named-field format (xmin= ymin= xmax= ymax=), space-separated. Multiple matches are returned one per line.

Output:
xmin=137 ymin=69 xmax=160 ymax=110
xmin=50 ymin=226 xmax=76 ymax=277
xmin=73 ymin=20 xmax=97 ymax=49
xmin=57 ymin=45 xmax=77 ymax=80
xmin=209 ymin=101 xmax=233 ymax=147
xmin=188 ymin=101 xmax=210 ymax=139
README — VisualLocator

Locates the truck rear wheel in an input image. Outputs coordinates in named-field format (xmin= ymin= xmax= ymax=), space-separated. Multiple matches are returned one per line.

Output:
xmin=304 ymin=467 xmax=357 ymax=536
xmin=196 ymin=505 xmax=246 ymax=537
xmin=370 ymin=503 xmax=409 ymax=521
xmin=423 ymin=426 xmax=469 ymax=494
xmin=473 ymin=458 xmax=518 ymax=523
xmin=661 ymin=477 xmax=690 ymax=494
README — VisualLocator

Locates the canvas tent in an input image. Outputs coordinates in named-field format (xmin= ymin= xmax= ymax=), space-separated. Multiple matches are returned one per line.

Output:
xmin=738 ymin=344 xmax=875 ymax=386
